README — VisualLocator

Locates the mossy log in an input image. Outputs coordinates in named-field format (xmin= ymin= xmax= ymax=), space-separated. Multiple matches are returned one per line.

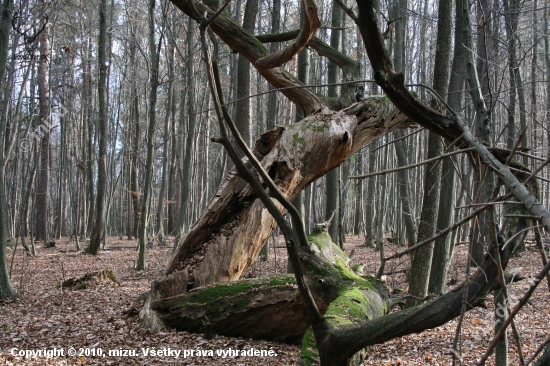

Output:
xmin=152 ymin=275 xmax=307 ymax=343
xmin=145 ymin=228 xmax=388 ymax=352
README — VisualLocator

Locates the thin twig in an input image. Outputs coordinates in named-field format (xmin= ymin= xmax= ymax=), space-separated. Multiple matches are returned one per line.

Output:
xmin=371 ymin=128 xmax=425 ymax=152
xmin=385 ymin=195 xmax=511 ymax=260
xmin=455 ymin=201 xmax=520 ymax=209
xmin=350 ymin=148 xmax=475 ymax=181
xmin=503 ymin=214 xmax=542 ymax=220
xmin=502 ymin=225 xmax=542 ymax=250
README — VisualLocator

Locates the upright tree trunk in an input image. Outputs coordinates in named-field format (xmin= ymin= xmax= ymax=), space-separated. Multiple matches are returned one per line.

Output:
xmin=353 ymin=152 xmax=363 ymax=236
xmin=429 ymin=0 xmax=465 ymax=295
xmin=375 ymin=144 xmax=389 ymax=276
xmin=325 ymin=0 xmax=343 ymax=244
xmin=174 ymin=18 xmax=197 ymax=245
xmin=156 ymin=36 xmax=175 ymax=245
xmin=234 ymin=0 xmax=259 ymax=145
xmin=470 ymin=0 xmax=492 ymax=266
xmin=503 ymin=0 xmax=520 ymax=149
xmin=88 ymin=0 xmax=109 ymax=254
xmin=408 ymin=0 xmax=452 ymax=305
xmin=265 ymin=0 xmax=280 ymax=131
xmin=364 ymin=143 xmax=377 ymax=247
xmin=130 ymin=76 xmax=141 ymax=240
xmin=136 ymin=0 xmax=160 ymax=270
xmin=35 ymin=0 xmax=51 ymax=244
xmin=391 ymin=0 xmax=416 ymax=248
xmin=167 ymin=87 xmax=179 ymax=235
xmin=0 ymin=0 xmax=16 ymax=300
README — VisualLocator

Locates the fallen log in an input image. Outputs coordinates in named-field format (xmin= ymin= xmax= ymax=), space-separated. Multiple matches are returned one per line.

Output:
xmin=143 ymin=228 xmax=388 ymax=353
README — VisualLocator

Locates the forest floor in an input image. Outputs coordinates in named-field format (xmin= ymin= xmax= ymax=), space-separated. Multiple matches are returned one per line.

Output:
xmin=1 ymin=234 xmax=549 ymax=365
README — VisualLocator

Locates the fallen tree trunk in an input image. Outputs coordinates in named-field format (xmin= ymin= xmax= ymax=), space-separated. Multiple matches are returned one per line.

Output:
xmin=146 ymin=228 xmax=388 ymax=351
xmin=152 ymin=275 xmax=307 ymax=343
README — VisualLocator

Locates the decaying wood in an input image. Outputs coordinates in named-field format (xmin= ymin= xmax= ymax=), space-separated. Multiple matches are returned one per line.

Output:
xmin=152 ymin=275 xmax=308 ymax=343
xmin=60 ymin=269 xmax=119 ymax=289
xmin=147 ymin=228 xmax=387 ymax=352
xmin=147 ymin=0 xmax=550 ymax=364
xmin=167 ymin=98 xmax=409 ymax=287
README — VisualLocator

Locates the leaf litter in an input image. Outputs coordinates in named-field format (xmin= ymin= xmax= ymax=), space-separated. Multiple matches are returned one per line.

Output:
xmin=1 ymin=234 xmax=548 ymax=365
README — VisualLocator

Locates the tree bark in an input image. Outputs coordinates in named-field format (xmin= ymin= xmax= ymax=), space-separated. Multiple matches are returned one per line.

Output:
xmin=136 ymin=0 xmax=160 ymax=269
xmin=325 ymin=0 xmax=344 ymax=245
xmin=407 ymin=0 xmax=452 ymax=306
xmin=265 ymin=0 xmax=280 ymax=131
xmin=156 ymin=33 xmax=175 ymax=244
xmin=148 ymin=228 xmax=386 ymax=350
xmin=428 ymin=0 xmax=465 ymax=295
xmin=174 ymin=17 xmax=197 ymax=245
xmin=88 ymin=0 xmax=109 ymax=254
xmin=168 ymin=97 xmax=409 ymax=286
xmin=234 ymin=0 xmax=259 ymax=145
xmin=0 ymin=0 xmax=16 ymax=300
xmin=35 ymin=0 xmax=51 ymax=244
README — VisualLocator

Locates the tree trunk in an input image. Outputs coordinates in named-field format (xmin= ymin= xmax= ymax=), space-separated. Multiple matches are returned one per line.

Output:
xmin=390 ymin=0 xmax=416 ymax=248
xmin=428 ymin=0 xmax=466 ymax=295
xmin=174 ymin=17 xmax=197 ymax=245
xmin=364 ymin=143 xmax=377 ymax=247
xmin=136 ymin=0 xmax=160 ymax=270
xmin=167 ymin=97 xmax=409 ymax=288
xmin=156 ymin=39 xmax=174 ymax=245
xmin=265 ymin=0 xmax=280 ymax=131
xmin=234 ymin=0 xmax=259 ymax=145
xmin=147 ymin=228 xmax=386 ymax=349
xmin=0 ymin=0 xmax=15 ymax=300
xmin=408 ymin=0 xmax=452 ymax=305
xmin=35 ymin=0 xmax=51 ymax=244
xmin=325 ymin=0 xmax=343 ymax=245
xmin=88 ymin=0 xmax=109 ymax=254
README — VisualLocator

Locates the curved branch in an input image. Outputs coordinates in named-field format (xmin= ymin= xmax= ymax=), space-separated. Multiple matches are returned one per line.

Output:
xmin=255 ymin=0 xmax=320 ymax=69
xmin=168 ymin=0 xmax=327 ymax=115
xmin=256 ymin=30 xmax=360 ymax=79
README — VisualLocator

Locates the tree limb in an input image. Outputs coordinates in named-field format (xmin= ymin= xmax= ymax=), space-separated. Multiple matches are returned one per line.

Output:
xmin=255 ymin=0 xmax=320 ymax=69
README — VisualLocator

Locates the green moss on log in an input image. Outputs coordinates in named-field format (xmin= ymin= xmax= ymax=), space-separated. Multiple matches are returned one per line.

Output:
xmin=184 ymin=275 xmax=296 ymax=306
xmin=299 ymin=289 xmax=383 ymax=365
xmin=298 ymin=229 xmax=387 ymax=365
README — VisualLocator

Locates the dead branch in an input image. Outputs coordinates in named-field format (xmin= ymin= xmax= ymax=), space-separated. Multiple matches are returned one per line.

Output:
xmin=255 ymin=0 xmax=320 ymax=69
xmin=385 ymin=194 xmax=513 ymax=260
